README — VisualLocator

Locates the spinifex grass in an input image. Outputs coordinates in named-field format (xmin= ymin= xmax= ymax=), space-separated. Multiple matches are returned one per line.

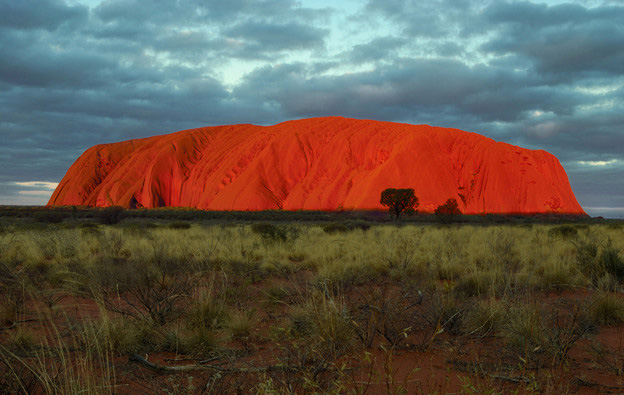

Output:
xmin=0 ymin=218 xmax=622 ymax=393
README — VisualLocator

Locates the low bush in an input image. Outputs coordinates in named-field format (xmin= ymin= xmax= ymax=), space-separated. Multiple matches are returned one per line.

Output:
xmin=434 ymin=198 xmax=462 ymax=224
xmin=90 ymin=254 xmax=199 ymax=325
xmin=576 ymin=238 xmax=624 ymax=283
xmin=502 ymin=303 xmax=545 ymax=363
xmin=463 ymin=298 xmax=505 ymax=336
xmin=98 ymin=206 xmax=125 ymax=225
xmin=167 ymin=221 xmax=191 ymax=229
xmin=455 ymin=271 xmax=501 ymax=297
xmin=590 ymin=293 xmax=624 ymax=326
xmin=322 ymin=221 xmax=371 ymax=234
xmin=34 ymin=210 xmax=65 ymax=224
xmin=548 ymin=224 xmax=578 ymax=239
xmin=288 ymin=286 xmax=355 ymax=360
xmin=251 ymin=222 xmax=299 ymax=245
xmin=186 ymin=292 xmax=229 ymax=332
xmin=426 ymin=292 xmax=466 ymax=336
xmin=599 ymin=240 xmax=624 ymax=282
xmin=226 ymin=309 xmax=256 ymax=341
xmin=322 ymin=222 xmax=348 ymax=234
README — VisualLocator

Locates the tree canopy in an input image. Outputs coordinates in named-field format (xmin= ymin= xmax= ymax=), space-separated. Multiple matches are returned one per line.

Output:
xmin=435 ymin=198 xmax=462 ymax=223
xmin=380 ymin=188 xmax=419 ymax=219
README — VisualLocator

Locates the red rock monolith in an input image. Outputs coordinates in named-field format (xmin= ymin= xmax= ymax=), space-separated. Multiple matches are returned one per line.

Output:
xmin=48 ymin=117 xmax=586 ymax=214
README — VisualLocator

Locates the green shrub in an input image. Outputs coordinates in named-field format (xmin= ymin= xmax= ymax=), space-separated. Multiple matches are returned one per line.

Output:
xmin=599 ymin=240 xmax=624 ymax=281
xmin=99 ymin=316 xmax=143 ymax=354
xmin=78 ymin=221 xmax=100 ymax=229
xmin=575 ymin=239 xmax=599 ymax=278
xmin=167 ymin=221 xmax=191 ymax=229
xmin=322 ymin=221 xmax=371 ymax=234
xmin=225 ymin=309 xmax=256 ymax=341
xmin=263 ymin=285 xmax=292 ymax=306
xmin=98 ymin=206 xmax=125 ymax=225
xmin=322 ymin=223 xmax=348 ymax=234
xmin=186 ymin=293 xmax=229 ymax=332
xmin=455 ymin=271 xmax=504 ymax=297
xmin=434 ymin=198 xmax=462 ymax=224
xmin=34 ymin=210 xmax=65 ymax=224
xmin=288 ymin=288 xmax=355 ymax=359
xmin=502 ymin=303 xmax=544 ymax=353
xmin=576 ymin=239 xmax=624 ymax=282
xmin=91 ymin=254 xmax=196 ymax=325
xmin=464 ymin=299 xmax=505 ymax=336
xmin=427 ymin=292 xmax=466 ymax=336
xmin=591 ymin=293 xmax=624 ymax=326
xmin=548 ymin=225 xmax=578 ymax=239
xmin=181 ymin=328 xmax=221 ymax=356
xmin=251 ymin=223 xmax=299 ymax=245
xmin=10 ymin=328 xmax=38 ymax=353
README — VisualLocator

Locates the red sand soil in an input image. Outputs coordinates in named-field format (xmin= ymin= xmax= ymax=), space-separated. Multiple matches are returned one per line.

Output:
xmin=48 ymin=117 xmax=585 ymax=215
xmin=5 ymin=289 xmax=623 ymax=394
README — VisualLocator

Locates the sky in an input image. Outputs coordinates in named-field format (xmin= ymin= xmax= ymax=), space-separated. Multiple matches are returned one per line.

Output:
xmin=1 ymin=0 xmax=623 ymax=218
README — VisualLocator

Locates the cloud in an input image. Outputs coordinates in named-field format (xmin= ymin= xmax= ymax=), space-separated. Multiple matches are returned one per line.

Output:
xmin=480 ymin=2 xmax=624 ymax=78
xmin=0 ymin=0 xmax=622 ymax=214
xmin=0 ymin=0 xmax=87 ymax=31
xmin=19 ymin=190 xmax=56 ymax=196
xmin=234 ymin=57 xmax=589 ymax=128
xmin=342 ymin=36 xmax=407 ymax=64
xmin=14 ymin=181 xmax=59 ymax=189
xmin=0 ymin=181 xmax=58 ymax=205
xmin=577 ymin=159 xmax=621 ymax=167
xmin=223 ymin=21 xmax=328 ymax=57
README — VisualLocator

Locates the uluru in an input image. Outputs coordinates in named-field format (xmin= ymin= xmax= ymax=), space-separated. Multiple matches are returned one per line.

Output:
xmin=48 ymin=117 xmax=585 ymax=215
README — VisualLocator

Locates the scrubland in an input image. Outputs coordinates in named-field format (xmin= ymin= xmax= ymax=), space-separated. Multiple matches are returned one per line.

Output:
xmin=0 ymin=208 xmax=623 ymax=394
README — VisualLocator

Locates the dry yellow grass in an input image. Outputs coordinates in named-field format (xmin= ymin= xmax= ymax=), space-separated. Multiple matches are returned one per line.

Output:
xmin=0 ymin=219 xmax=623 ymax=393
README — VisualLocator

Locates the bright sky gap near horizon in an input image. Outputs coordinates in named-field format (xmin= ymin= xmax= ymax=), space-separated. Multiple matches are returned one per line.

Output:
xmin=1 ymin=0 xmax=622 ymax=218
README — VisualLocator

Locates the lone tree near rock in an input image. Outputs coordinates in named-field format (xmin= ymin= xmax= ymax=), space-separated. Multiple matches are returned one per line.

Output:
xmin=435 ymin=198 xmax=462 ymax=223
xmin=380 ymin=188 xmax=419 ymax=219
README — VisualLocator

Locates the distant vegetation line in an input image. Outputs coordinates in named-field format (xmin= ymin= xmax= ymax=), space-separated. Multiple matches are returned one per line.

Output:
xmin=0 ymin=206 xmax=606 ymax=226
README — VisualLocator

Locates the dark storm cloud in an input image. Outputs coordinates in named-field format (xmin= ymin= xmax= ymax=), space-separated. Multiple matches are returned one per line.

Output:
xmin=0 ymin=0 xmax=87 ymax=31
xmin=365 ymin=0 xmax=474 ymax=37
xmin=0 ymin=39 xmax=117 ymax=89
xmin=481 ymin=2 xmax=624 ymax=78
xmin=1 ymin=0 xmax=325 ymax=187
xmin=1 ymin=0 xmax=623 ymax=216
xmin=224 ymin=22 xmax=328 ymax=54
xmin=343 ymin=37 xmax=407 ymax=63
xmin=235 ymin=58 xmax=586 ymax=125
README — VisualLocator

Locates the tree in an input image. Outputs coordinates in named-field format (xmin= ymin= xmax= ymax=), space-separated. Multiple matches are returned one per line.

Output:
xmin=380 ymin=188 xmax=419 ymax=219
xmin=435 ymin=198 xmax=462 ymax=223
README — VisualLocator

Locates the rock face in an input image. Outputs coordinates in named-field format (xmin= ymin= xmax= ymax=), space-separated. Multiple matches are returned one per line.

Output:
xmin=48 ymin=117 xmax=586 ymax=215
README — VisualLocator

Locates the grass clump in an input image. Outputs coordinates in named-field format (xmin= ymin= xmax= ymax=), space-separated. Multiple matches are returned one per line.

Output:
xmin=182 ymin=281 xmax=230 ymax=355
xmin=502 ymin=303 xmax=544 ymax=354
xmin=576 ymin=238 xmax=624 ymax=283
xmin=454 ymin=271 xmax=502 ymax=297
xmin=10 ymin=328 xmax=38 ymax=353
xmin=251 ymin=222 xmax=299 ymax=245
xmin=548 ymin=225 xmax=578 ymax=239
xmin=225 ymin=309 xmax=256 ymax=341
xmin=463 ymin=298 xmax=506 ymax=336
xmin=322 ymin=221 xmax=371 ymax=234
xmin=322 ymin=222 xmax=349 ymax=234
xmin=599 ymin=240 xmax=624 ymax=281
xmin=590 ymin=293 xmax=624 ymax=326
xmin=287 ymin=285 xmax=355 ymax=360
xmin=167 ymin=221 xmax=191 ymax=229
